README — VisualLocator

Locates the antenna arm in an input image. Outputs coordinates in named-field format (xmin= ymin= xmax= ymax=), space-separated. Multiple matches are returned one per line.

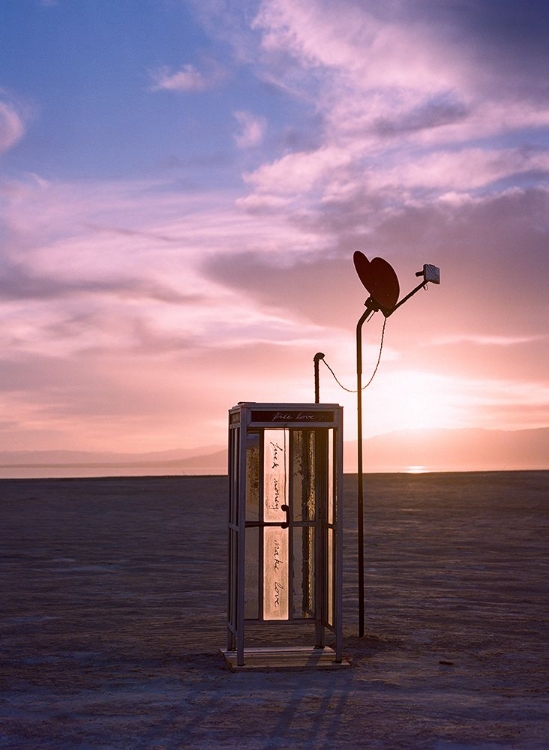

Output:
xmin=383 ymin=280 xmax=427 ymax=317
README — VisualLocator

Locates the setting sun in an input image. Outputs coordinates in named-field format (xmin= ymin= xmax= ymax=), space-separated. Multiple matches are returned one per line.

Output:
xmin=364 ymin=370 xmax=465 ymax=436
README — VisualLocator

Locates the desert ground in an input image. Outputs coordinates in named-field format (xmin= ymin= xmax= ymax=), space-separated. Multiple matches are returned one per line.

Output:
xmin=1 ymin=471 xmax=548 ymax=749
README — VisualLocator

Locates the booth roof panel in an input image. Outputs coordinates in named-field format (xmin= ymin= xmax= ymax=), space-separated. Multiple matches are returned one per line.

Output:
xmin=229 ymin=403 xmax=343 ymax=428
xmin=231 ymin=403 xmax=342 ymax=409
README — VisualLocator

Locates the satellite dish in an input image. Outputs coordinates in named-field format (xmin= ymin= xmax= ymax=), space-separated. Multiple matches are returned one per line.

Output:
xmin=353 ymin=251 xmax=400 ymax=310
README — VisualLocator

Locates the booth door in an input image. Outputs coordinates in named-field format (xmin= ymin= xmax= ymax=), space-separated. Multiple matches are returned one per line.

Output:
xmin=244 ymin=428 xmax=336 ymax=626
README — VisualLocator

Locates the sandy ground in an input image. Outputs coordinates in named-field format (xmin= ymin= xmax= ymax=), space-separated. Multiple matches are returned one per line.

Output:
xmin=1 ymin=472 xmax=548 ymax=749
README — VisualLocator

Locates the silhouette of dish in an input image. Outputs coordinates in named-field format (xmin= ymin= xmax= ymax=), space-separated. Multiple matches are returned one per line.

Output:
xmin=353 ymin=251 xmax=400 ymax=310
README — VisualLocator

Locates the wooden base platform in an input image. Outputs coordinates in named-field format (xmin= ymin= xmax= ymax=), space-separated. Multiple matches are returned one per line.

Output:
xmin=220 ymin=646 xmax=352 ymax=671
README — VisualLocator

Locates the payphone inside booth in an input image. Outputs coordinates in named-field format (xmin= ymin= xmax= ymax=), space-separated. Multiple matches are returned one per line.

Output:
xmin=224 ymin=402 xmax=344 ymax=669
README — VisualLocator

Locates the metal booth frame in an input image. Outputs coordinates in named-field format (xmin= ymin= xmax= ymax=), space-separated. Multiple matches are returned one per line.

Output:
xmin=225 ymin=402 xmax=344 ymax=669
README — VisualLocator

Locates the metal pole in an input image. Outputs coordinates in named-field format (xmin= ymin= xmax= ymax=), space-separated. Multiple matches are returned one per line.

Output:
xmin=314 ymin=352 xmax=325 ymax=403
xmin=353 ymin=264 xmax=439 ymax=637
xmin=356 ymin=299 xmax=376 ymax=637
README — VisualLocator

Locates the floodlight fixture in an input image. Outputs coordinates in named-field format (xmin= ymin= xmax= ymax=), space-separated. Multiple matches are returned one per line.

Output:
xmin=420 ymin=264 xmax=441 ymax=285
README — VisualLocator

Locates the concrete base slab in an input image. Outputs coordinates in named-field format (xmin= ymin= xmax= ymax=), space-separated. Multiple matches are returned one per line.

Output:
xmin=220 ymin=646 xmax=352 ymax=671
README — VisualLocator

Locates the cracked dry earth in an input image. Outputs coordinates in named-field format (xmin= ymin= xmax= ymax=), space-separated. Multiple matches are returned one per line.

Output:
xmin=1 ymin=471 xmax=548 ymax=749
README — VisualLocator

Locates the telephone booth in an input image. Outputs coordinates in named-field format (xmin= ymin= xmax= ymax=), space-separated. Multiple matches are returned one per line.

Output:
xmin=224 ymin=402 xmax=344 ymax=668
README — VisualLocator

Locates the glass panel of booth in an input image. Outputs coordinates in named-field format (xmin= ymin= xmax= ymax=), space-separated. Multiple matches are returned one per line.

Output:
xmin=263 ymin=526 xmax=289 ymax=619
xmin=326 ymin=428 xmax=336 ymax=626
xmin=245 ymin=432 xmax=260 ymax=522
xmin=228 ymin=527 xmax=238 ymax=627
xmin=227 ymin=424 xmax=239 ymax=632
xmin=229 ymin=426 xmax=240 ymax=527
xmin=262 ymin=429 xmax=290 ymax=620
xmin=291 ymin=430 xmax=316 ymax=522
xmin=263 ymin=429 xmax=289 ymax=523
xmin=245 ymin=526 xmax=259 ymax=619
xmin=292 ymin=525 xmax=315 ymax=618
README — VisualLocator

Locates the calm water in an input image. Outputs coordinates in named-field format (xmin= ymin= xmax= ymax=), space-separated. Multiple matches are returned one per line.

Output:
xmin=1 ymin=466 xmax=548 ymax=486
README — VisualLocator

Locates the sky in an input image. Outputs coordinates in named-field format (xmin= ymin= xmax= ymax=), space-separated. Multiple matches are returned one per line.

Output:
xmin=0 ymin=0 xmax=548 ymax=456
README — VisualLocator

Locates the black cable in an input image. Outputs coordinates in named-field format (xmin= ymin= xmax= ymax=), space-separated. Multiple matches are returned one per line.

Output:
xmin=321 ymin=317 xmax=387 ymax=393
xmin=321 ymin=358 xmax=355 ymax=393
xmin=362 ymin=315 xmax=386 ymax=389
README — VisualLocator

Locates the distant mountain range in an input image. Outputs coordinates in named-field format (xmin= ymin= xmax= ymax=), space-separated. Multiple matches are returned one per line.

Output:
xmin=0 ymin=445 xmax=226 ymax=470
xmin=0 ymin=427 xmax=547 ymax=474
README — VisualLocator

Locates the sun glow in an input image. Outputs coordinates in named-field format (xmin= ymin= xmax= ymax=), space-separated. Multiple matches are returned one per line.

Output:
xmin=365 ymin=370 xmax=463 ymax=436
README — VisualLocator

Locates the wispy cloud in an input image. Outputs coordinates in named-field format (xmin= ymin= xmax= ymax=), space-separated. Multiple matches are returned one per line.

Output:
xmin=433 ymin=334 xmax=543 ymax=347
xmin=233 ymin=110 xmax=267 ymax=148
xmin=149 ymin=60 xmax=226 ymax=92
xmin=0 ymin=98 xmax=25 ymax=153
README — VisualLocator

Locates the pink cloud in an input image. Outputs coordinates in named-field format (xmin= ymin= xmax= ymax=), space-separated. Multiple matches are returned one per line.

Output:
xmin=244 ymin=0 xmax=549 ymax=214
xmin=253 ymin=0 xmax=464 ymax=95
xmin=366 ymin=148 xmax=549 ymax=194
xmin=0 ymin=174 xmax=334 ymax=366
xmin=243 ymin=145 xmax=353 ymax=196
